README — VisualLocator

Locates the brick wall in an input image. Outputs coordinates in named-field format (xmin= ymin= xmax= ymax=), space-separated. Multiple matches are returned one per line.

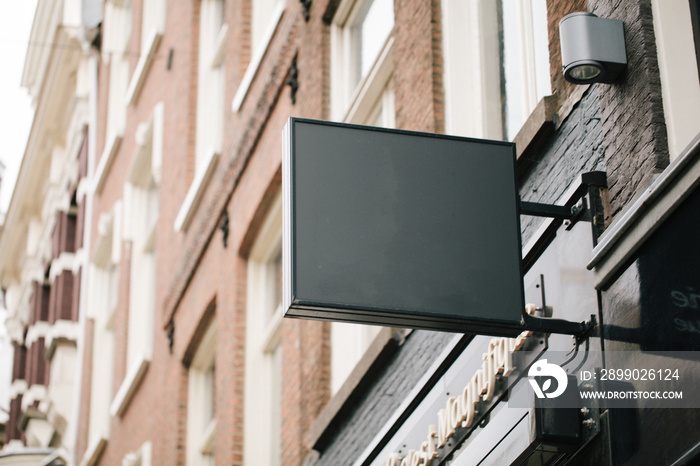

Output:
xmin=589 ymin=0 xmax=669 ymax=217
xmin=393 ymin=0 xmax=443 ymax=133
xmin=80 ymin=0 xmax=676 ymax=465
xmin=547 ymin=0 xmax=588 ymax=104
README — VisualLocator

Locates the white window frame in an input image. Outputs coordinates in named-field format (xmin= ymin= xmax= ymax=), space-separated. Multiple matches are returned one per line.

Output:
xmin=330 ymin=0 xmax=395 ymax=123
xmin=441 ymin=0 xmax=551 ymax=140
xmin=330 ymin=322 xmax=381 ymax=395
xmin=103 ymin=0 xmax=132 ymax=144
xmin=86 ymin=202 xmax=122 ymax=449
xmin=244 ymin=195 xmax=283 ymax=466
xmin=123 ymin=441 xmax=153 ymax=466
xmin=126 ymin=0 xmax=166 ymax=104
xmin=187 ymin=320 xmax=217 ymax=466
xmin=327 ymin=0 xmax=393 ymax=395
xmin=652 ymin=0 xmax=700 ymax=160
xmin=231 ymin=0 xmax=285 ymax=111
xmin=111 ymin=103 xmax=163 ymax=417
xmin=176 ymin=0 xmax=227 ymax=232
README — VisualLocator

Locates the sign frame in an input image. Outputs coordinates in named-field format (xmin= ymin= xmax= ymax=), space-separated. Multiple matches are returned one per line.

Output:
xmin=283 ymin=117 xmax=526 ymax=336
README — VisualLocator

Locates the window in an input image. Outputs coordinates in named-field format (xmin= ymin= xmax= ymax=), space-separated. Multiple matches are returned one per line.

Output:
xmin=141 ymin=0 xmax=166 ymax=50
xmin=245 ymin=195 xmax=283 ymax=466
xmin=187 ymin=319 xmax=217 ymax=466
xmin=652 ymin=0 xmax=700 ymax=159
xmin=330 ymin=0 xmax=395 ymax=124
xmin=85 ymin=202 xmax=122 ymax=452
xmin=196 ymin=0 xmax=226 ymax=166
xmin=252 ymin=0 xmax=283 ymax=54
xmin=441 ymin=0 xmax=551 ymax=140
xmin=328 ymin=0 xmax=391 ymax=394
xmin=112 ymin=104 xmax=163 ymax=416
xmin=123 ymin=441 xmax=153 ymax=466
xmin=175 ymin=0 xmax=226 ymax=231
xmin=126 ymin=0 xmax=166 ymax=104
xmin=232 ymin=0 xmax=285 ymax=110
xmin=103 ymin=0 xmax=132 ymax=142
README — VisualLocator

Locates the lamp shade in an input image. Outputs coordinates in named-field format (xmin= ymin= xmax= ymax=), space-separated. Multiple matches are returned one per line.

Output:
xmin=560 ymin=12 xmax=627 ymax=84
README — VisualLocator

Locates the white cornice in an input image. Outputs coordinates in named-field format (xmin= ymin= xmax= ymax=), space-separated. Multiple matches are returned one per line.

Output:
xmin=5 ymin=314 xmax=26 ymax=343
xmin=10 ymin=380 xmax=28 ymax=399
xmin=49 ymin=252 xmax=77 ymax=282
xmin=21 ymin=384 xmax=47 ymax=412
xmin=26 ymin=322 xmax=50 ymax=348
xmin=46 ymin=320 xmax=80 ymax=361
xmin=22 ymin=0 xmax=61 ymax=102
xmin=3 ymin=24 xmax=86 ymax=288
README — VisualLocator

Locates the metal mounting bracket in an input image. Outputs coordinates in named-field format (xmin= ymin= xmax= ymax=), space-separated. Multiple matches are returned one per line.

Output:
xmin=522 ymin=311 xmax=597 ymax=342
xmin=520 ymin=200 xmax=585 ymax=221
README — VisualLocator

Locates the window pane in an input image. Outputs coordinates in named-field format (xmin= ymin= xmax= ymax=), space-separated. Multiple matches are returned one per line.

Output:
xmin=531 ymin=0 xmax=552 ymax=100
xmin=359 ymin=0 xmax=394 ymax=78
xmin=500 ymin=0 xmax=551 ymax=140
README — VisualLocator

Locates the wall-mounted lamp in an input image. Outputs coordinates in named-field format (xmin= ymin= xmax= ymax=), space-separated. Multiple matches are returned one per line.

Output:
xmin=560 ymin=12 xmax=627 ymax=84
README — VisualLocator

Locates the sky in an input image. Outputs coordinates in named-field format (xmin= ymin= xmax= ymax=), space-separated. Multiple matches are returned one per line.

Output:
xmin=0 ymin=0 xmax=38 ymax=422
xmin=0 ymin=0 xmax=38 ymax=213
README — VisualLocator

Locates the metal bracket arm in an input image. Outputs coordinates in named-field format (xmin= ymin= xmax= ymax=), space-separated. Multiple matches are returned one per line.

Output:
xmin=521 ymin=311 xmax=597 ymax=342
xmin=520 ymin=201 xmax=584 ymax=220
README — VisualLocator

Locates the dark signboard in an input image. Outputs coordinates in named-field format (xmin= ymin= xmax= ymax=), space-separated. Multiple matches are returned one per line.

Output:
xmin=637 ymin=185 xmax=700 ymax=351
xmin=282 ymin=118 xmax=525 ymax=335
xmin=602 ymin=180 xmax=700 ymax=352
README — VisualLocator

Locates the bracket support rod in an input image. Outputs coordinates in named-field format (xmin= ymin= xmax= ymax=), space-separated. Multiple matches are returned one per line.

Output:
xmin=520 ymin=201 xmax=583 ymax=220
xmin=522 ymin=311 xmax=597 ymax=342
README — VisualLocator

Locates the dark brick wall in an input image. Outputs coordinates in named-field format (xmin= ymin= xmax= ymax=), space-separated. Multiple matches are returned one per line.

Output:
xmin=520 ymin=87 xmax=606 ymax=247
xmin=589 ymin=0 xmax=669 ymax=217
xmin=314 ymin=330 xmax=455 ymax=465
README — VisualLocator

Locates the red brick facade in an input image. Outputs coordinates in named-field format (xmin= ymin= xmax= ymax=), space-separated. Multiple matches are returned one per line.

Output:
xmin=6 ymin=0 xmax=688 ymax=463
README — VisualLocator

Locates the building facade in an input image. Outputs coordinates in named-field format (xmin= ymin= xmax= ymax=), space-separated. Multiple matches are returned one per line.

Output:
xmin=2 ymin=0 xmax=700 ymax=465
xmin=0 ymin=0 xmax=101 ymax=463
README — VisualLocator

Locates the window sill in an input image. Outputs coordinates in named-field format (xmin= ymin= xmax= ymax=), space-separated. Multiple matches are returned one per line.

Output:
xmin=513 ymin=94 xmax=558 ymax=164
xmin=341 ymin=36 xmax=394 ymax=124
xmin=10 ymin=379 xmax=27 ymax=399
xmin=110 ymin=353 xmax=150 ymax=417
xmin=308 ymin=327 xmax=410 ymax=450
xmin=49 ymin=252 xmax=77 ymax=280
xmin=94 ymin=133 xmax=123 ymax=194
xmin=211 ymin=24 xmax=228 ymax=68
xmin=79 ymin=436 xmax=107 ymax=466
xmin=126 ymin=29 xmax=163 ymax=106
xmin=174 ymin=148 xmax=220 ymax=232
xmin=231 ymin=2 xmax=285 ymax=112
xmin=26 ymin=321 xmax=50 ymax=348
xmin=199 ymin=419 xmax=216 ymax=455
xmin=45 ymin=320 xmax=80 ymax=361
xmin=21 ymin=384 xmax=47 ymax=411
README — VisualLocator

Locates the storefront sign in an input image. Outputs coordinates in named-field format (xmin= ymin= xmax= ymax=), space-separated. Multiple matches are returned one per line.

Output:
xmin=282 ymin=118 xmax=525 ymax=335
xmin=383 ymin=307 xmax=536 ymax=466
